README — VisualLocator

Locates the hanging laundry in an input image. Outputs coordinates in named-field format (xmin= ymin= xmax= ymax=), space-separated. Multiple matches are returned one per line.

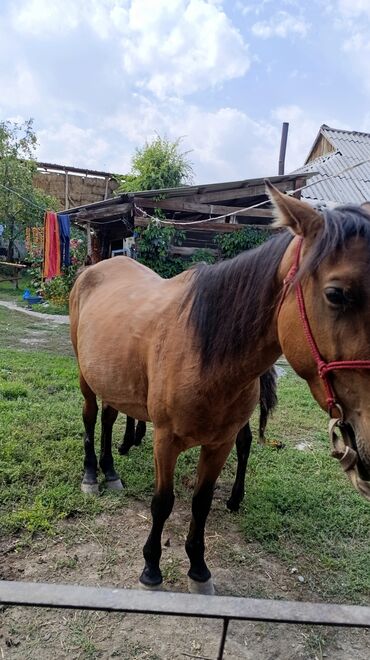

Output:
xmin=43 ymin=211 xmax=61 ymax=279
xmin=57 ymin=213 xmax=71 ymax=267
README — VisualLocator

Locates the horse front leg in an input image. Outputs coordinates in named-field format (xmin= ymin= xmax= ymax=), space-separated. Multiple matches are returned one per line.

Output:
xmin=80 ymin=374 xmax=99 ymax=495
xmin=186 ymin=440 xmax=234 ymax=595
xmin=140 ymin=432 xmax=180 ymax=589
xmin=226 ymin=423 xmax=253 ymax=512
xmin=100 ymin=403 xmax=123 ymax=490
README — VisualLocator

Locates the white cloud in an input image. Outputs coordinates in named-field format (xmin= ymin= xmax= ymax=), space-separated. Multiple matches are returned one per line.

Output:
xmin=13 ymin=0 xmax=84 ymax=35
xmin=36 ymin=123 xmax=113 ymax=171
xmin=332 ymin=0 xmax=370 ymax=96
xmin=252 ymin=11 xmax=310 ymax=38
xmin=0 ymin=63 xmax=40 ymax=108
xmin=337 ymin=0 xmax=370 ymax=17
xmin=106 ymin=97 xmax=284 ymax=181
xmin=12 ymin=0 xmax=250 ymax=97
xmin=122 ymin=0 xmax=250 ymax=96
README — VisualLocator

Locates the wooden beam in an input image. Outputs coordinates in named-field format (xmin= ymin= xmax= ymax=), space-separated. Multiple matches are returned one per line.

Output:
xmin=135 ymin=217 xmax=275 ymax=232
xmin=86 ymin=221 xmax=92 ymax=256
xmin=170 ymin=246 xmax=218 ymax=256
xmin=134 ymin=197 xmax=272 ymax=219
xmin=159 ymin=178 xmax=298 ymax=205
xmin=65 ymin=172 xmax=69 ymax=209
xmin=76 ymin=203 xmax=132 ymax=222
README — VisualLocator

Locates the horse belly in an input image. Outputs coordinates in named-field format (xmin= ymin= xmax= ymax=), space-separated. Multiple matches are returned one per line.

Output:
xmin=77 ymin=308 xmax=150 ymax=416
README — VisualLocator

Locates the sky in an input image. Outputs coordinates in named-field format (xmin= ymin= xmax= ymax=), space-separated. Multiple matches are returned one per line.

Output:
xmin=1 ymin=0 xmax=370 ymax=184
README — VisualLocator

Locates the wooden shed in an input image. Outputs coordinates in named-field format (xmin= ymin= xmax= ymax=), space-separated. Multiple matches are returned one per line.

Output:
xmin=66 ymin=173 xmax=309 ymax=261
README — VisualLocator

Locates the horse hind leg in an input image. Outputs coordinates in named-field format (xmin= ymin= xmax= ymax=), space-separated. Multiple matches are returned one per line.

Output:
xmin=259 ymin=367 xmax=278 ymax=445
xmin=118 ymin=416 xmax=136 ymax=455
xmin=186 ymin=440 xmax=234 ymax=595
xmin=135 ymin=420 xmax=146 ymax=446
xmin=226 ymin=423 xmax=253 ymax=512
xmin=100 ymin=403 xmax=123 ymax=490
xmin=80 ymin=374 xmax=99 ymax=495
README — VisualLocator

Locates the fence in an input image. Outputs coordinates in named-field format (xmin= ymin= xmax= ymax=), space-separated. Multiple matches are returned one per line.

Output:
xmin=1 ymin=581 xmax=370 ymax=659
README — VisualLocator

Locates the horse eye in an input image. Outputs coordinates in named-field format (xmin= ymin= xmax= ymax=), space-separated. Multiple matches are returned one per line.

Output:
xmin=324 ymin=287 xmax=347 ymax=306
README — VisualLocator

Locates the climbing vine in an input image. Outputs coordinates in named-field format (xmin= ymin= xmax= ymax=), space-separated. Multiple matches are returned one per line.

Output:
xmin=214 ymin=226 xmax=271 ymax=259
xmin=135 ymin=223 xmax=215 ymax=278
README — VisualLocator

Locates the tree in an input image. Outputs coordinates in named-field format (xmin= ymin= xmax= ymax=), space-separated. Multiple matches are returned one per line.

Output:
xmin=0 ymin=119 xmax=58 ymax=261
xmin=117 ymin=135 xmax=194 ymax=192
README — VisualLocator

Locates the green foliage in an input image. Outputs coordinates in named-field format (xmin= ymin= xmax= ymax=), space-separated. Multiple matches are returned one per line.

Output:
xmin=117 ymin=135 xmax=194 ymax=193
xmin=215 ymin=226 xmax=271 ymax=259
xmin=0 ymin=119 xmax=59 ymax=260
xmin=136 ymin=222 xmax=215 ymax=278
xmin=25 ymin=230 xmax=86 ymax=306
xmin=135 ymin=222 xmax=185 ymax=278
xmin=188 ymin=248 xmax=216 ymax=266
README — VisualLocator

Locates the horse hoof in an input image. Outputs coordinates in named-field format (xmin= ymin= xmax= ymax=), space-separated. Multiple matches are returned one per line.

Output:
xmin=188 ymin=577 xmax=215 ymax=595
xmin=106 ymin=478 xmax=124 ymax=491
xmin=226 ymin=498 xmax=240 ymax=513
xmin=138 ymin=580 xmax=163 ymax=591
xmin=118 ymin=444 xmax=129 ymax=456
xmin=81 ymin=482 xmax=99 ymax=495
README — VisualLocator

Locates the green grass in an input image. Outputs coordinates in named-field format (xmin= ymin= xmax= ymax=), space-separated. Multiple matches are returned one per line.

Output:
xmin=0 ymin=274 xmax=33 ymax=301
xmin=0 ymin=274 xmax=69 ymax=315
xmin=0 ymin=310 xmax=369 ymax=603
xmin=229 ymin=370 xmax=370 ymax=602
xmin=31 ymin=302 xmax=69 ymax=315
xmin=0 ymin=306 xmax=71 ymax=355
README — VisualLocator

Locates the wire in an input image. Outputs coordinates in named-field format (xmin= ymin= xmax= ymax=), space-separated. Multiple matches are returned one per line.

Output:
xmin=0 ymin=182 xmax=47 ymax=212
xmin=134 ymin=157 xmax=370 ymax=226
xmin=2 ymin=155 xmax=370 ymax=228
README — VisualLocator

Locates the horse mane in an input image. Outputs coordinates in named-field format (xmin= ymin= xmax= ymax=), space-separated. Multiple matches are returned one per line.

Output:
xmin=187 ymin=205 xmax=370 ymax=368
xmin=298 ymin=205 xmax=370 ymax=278
xmin=186 ymin=231 xmax=293 ymax=367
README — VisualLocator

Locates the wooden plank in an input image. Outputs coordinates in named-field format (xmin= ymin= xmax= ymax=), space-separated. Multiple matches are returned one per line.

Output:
xmin=170 ymin=246 xmax=219 ymax=256
xmin=134 ymin=197 xmax=272 ymax=219
xmin=76 ymin=203 xmax=132 ymax=222
xmin=37 ymin=162 xmax=115 ymax=178
xmin=2 ymin=580 xmax=370 ymax=629
xmin=135 ymin=217 xmax=275 ymax=233
xmin=169 ymin=179 xmax=297 ymax=205
xmin=0 ymin=262 xmax=26 ymax=269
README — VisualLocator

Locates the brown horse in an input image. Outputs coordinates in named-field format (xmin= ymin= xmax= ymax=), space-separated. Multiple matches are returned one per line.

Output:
xmin=118 ymin=366 xmax=278 ymax=513
xmin=70 ymin=184 xmax=370 ymax=594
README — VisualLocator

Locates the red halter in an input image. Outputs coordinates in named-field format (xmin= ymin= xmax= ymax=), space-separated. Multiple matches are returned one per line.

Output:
xmin=280 ymin=237 xmax=370 ymax=419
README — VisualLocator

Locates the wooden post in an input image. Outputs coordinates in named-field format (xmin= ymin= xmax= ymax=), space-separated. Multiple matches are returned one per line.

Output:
xmin=104 ymin=177 xmax=109 ymax=200
xmin=65 ymin=171 xmax=69 ymax=209
xmin=86 ymin=222 xmax=92 ymax=256
xmin=278 ymin=123 xmax=289 ymax=175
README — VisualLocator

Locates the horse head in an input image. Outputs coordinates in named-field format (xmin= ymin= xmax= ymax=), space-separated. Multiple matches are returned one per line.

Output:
xmin=268 ymin=182 xmax=370 ymax=499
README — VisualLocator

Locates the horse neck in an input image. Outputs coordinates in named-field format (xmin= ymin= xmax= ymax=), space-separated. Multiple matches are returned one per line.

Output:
xmin=211 ymin=235 xmax=299 ymax=384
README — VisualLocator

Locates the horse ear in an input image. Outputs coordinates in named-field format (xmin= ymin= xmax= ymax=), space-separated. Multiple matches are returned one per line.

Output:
xmin=361 ymin=202 xmax=370 ymax=217
xmin=265 ymin=180 xmax=323 ymax=238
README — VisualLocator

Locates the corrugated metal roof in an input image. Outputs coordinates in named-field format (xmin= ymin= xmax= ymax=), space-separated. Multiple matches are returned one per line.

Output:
xmin=128 ymin=172 xmax=300 ymax=199
xmin=66 ymin=173 xmax=304 ymax=215
xmin=294 ymin=126 xmax=370 ymax=205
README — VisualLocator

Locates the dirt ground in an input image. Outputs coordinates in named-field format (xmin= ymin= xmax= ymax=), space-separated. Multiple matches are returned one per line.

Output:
xmin=1 ymin=491 xmax=369 ymax=660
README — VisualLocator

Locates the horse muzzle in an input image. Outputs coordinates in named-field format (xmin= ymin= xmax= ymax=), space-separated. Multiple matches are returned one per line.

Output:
xmin=329 ymin=418 xmax=370 ymax=501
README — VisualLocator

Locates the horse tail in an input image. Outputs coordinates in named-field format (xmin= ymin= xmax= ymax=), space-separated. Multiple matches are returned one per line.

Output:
xmin=259 ymin=366 xmax=278 ymax=442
